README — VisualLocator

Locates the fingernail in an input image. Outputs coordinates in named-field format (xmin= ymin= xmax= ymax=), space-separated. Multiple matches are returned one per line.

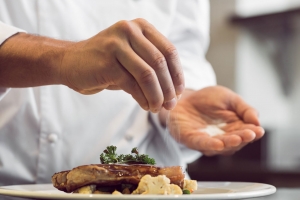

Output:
xmin=151 ymin=108 xmax=160 ymax=113
xmin=164 ymin=97 xmax=177 ymax=110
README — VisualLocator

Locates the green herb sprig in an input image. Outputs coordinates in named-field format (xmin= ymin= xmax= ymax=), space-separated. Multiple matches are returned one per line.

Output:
xmin=100 ymin=146 xmax=156 ymax=165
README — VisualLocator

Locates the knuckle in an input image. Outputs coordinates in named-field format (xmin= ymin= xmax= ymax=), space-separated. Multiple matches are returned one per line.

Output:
xmin=164 ymin=45 xmax=179 ymax=60
xmin=162 ymin=86 xmax=175 ymax=98
xmin=117 ymin=20 xmax=135 ymax=35
xmin=128 ymin=79 xmax=140 ymax=93
xmin=133 ymin=18 xmax=148 ymax=25
xmin=151 ymin=54 xmax=167 ymax=71
xmin=139 ymin=69 xmax=156 ymax=85
xmin=106 ymin=38 xmax=120 ymax=51
xmin=172 ymin=71 xmax=184 ymax=83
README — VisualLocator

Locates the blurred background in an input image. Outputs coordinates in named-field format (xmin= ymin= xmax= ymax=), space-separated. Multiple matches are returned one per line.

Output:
xmin=188 ymin=0 xmax=300 ymax=188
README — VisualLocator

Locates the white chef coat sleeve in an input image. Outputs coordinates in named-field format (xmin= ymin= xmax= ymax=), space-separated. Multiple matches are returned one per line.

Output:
xmin=0 ymin=21 xmax=26 ymax=100
xmin=167 ymin=0 xmax=216 ymax=91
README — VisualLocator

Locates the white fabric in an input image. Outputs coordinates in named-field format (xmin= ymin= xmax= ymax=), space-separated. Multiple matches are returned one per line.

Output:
xmin=0 ymin=22 xmax=25 ymax=45
xmin=0 ymin=0 xmax=215 ymax=190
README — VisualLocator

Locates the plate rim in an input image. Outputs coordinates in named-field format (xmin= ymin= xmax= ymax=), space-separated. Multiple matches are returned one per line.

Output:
xmin=0 ymin=181 xmax=277 ymax=200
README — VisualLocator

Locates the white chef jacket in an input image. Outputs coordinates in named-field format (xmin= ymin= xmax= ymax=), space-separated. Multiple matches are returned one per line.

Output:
xmin=0 ymin=0 xmax=216 ymax=190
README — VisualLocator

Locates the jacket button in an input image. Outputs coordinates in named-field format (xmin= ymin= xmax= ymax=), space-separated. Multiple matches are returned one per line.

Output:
xmin=48 ymin=133 xmax=58 ymax=143
xmin=125 ymin=135 xmax=133 ymax=141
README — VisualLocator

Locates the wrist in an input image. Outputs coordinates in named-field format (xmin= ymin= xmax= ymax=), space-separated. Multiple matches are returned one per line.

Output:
xmin=0 ymin=32 xmax=74 ymax=87
xmin=58 ymin=41 xmax=82 ymax=89
xmin=37 ymin=35 xmax=75 ymax=86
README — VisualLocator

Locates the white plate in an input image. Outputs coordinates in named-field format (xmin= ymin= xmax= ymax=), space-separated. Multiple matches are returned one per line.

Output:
xmin=0 ymin=182 xmax=276 ymax=200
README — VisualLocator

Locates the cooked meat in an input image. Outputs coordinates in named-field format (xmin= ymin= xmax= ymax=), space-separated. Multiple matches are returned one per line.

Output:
xmin=52 ymin=164 xmax=185 ymax=193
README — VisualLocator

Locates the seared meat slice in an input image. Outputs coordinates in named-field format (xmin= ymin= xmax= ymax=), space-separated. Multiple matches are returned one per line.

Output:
xmin=52 ymin=164 xmax=185 ymax=193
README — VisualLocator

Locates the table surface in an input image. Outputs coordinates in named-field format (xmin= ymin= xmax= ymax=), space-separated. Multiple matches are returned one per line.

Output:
xmin=246 ymin=188 xmax=300 ymax=200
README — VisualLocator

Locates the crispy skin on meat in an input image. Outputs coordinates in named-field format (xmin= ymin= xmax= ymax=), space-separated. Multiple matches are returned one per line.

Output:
xmin=52 ymin=164 xmax=185 ymax=193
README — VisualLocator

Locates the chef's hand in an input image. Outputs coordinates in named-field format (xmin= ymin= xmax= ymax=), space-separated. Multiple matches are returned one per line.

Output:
xmin=60 ymin=18 xmax=183 ymax=112
xmin=161 ymin=86 xmax=264 ymax=156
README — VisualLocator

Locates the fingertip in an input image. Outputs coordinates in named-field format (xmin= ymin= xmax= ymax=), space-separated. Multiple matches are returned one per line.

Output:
xmin=143 ymin=105 xmax=149 ymax=111
xmin=259 ymin=127 xmax=265 ymax=135
xmin=176 ymin=94 xmax=182 ymax=101
xmin=132 ymin=96 xmax=149 ymax=112
xmin=229 ymin=135 xmax=242 ymax=147
xmin=139 ymin=101 xmax=149 ymax=111
xmin=150 ymin=108 xmax=161 ymax=113
xmin=244 ymin=109 xmax=260 ymax=126
xmin=163 ymin=97 xmax=177 ymax=110
xmin=175 ymin=84 xmax=185 ymax=97
xmin=211 ymin=139 xmax=224 ymax=151
xmin=255 ymin=127 xmax=265 ymax=140
xmin=242 ymin=129 xmax=256 ymax=142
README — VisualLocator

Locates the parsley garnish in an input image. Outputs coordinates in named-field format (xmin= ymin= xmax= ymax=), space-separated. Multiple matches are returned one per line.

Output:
xmin=100 ymin=145 xmax=156 ymax=165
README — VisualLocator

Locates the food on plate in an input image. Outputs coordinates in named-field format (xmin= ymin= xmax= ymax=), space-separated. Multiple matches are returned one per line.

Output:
xmin=51 ymin=146 xmax=197 ymax=195
xmin=99 ymin=145 xmax=156 ymax=165
xmin=52 ymin=163 xmax=185 ymax=193
xmin=132 ymin=174 xmax=197 ymax=195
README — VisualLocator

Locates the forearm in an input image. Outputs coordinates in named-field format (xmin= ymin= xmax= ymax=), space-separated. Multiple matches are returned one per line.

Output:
xmin=0 ymin=33 xmax=73 ymax=87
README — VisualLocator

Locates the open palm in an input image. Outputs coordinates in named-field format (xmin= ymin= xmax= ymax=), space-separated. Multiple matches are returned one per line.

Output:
xmin=167 ymin=86 xmax=265 ymax=156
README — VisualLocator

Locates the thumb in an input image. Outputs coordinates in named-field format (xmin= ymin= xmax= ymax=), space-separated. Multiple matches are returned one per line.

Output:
xmin=243 ymin=108 xmax=260 ymax=126
xmin=230 ymin=95 xmax=260 ymax=126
